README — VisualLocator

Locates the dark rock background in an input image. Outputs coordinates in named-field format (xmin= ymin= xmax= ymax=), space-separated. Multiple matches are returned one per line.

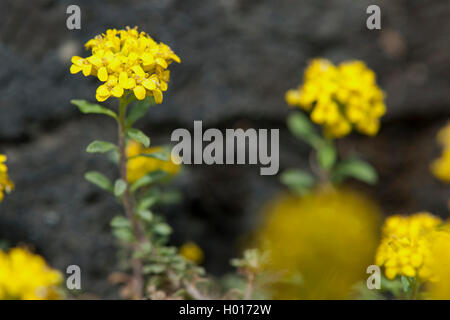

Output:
xmin=0 ymin=0 xmax=449 ymax=298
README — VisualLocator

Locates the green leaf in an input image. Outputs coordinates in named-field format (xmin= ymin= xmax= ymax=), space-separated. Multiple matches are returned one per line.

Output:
xmin=280 ymin=169 xmax=316 ymax=195
xmin=380 ymin=275 xmax=403 ymax=298
xmin=71 ymin=99 xmax=117 ymax=119
xmin=126 ymin=97 xmax=154 ymax=127
xmin=131 ymin=170 xmax=168 ymax=192
xmin=133 ymin=242 xmax=152 ymax=259
xmin=332 ymin=158 xmax=378 ymax=185
xmin=129 ymin=151 xmax=169 ymax=161
xmin=317 ymin=141 xmax=337 ymax=171
xmin=287 ymin=112 xmax=321 ymax=147
xmin=110 ymin=215 xmax=131 ymax=228
xmin=86 ymin=140 xmax=117 ymax=154
xmin=401 ymin=276 xmax=412 ymax=293
xmin=84 ymin=171 xmax=113 ymax=192
xmin=127 ymin=128 xmax=150 ymax=147
xmin=114 ymin=179 xmax=127 ymax=197
xmin=153 ymin=223 xmax=172 ymax=236
xmin=137 ymin=209 xmax=153 ymax=222
xmin=107 ymin=149 xmax=120 ymax=165
xmin=143 ymin=264 xmax=166 ymax=274
xmin=137 ymin=194 xmax=159 ymax=211
xmin=112 ymin=228 xmax=134 ymax=242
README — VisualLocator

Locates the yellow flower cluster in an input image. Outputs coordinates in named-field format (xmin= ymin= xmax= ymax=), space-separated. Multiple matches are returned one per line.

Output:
xmin=286 ymin=59 xmax=386 ymax=138
xmin=375 ymin=212 xmax=442 ymax=281
xmin=126 ymin=140 xmax=180 ymax=184
xmin=256 ymin=188 xmax=381 ymax=299
xmin=431 ymin=122 xmax=450 ymax=183
xmin=427 ymin=226 xmax=450 ymax=299
xmin=0 ymin=247 xmax=62 ymax=300
xmin=179 ymin=242 xmax=204 ymax=264
xmin=0 ymin=154 xmax=14 ymax=202
xmin=70 ymin=27 xmax=180 ymax=103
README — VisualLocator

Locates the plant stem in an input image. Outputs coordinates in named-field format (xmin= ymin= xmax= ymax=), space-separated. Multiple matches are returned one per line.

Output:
xmin=117 ymin=96 xmax=145 ymax=299
xmin=244 ymin=272 xmax=254 ymax=300
xmin=407 ymin=278 xmax=418 ymax=300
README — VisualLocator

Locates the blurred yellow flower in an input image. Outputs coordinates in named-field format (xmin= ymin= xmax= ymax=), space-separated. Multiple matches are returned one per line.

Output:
xmin=375 ymin=212 xmax=442 ymax=281
xmin=0 ymin=247 xmax=62 ymax=300
xmin=126 ymin=140 xmax=180 ymax=184
xmin=179 ymin=242 xmax=204 ymax=264
xmin=0 ymin=154 xmax=14 ymax=202
xmin=70 ymin=27 xmax=180 ymax=103
xmin=431 ymin=122 xmax=450 ymax=183
xmin=286 ymin=59 xmax=386 ymax=138
xmin=436 ymin=122 xmax=450 ymax=149
xmin=431 ymin=149 xmax=450 ymax=183
xmin=256 ymin=188 xmax=381 ymax=299
xmin=427 ymin=225 xmax=450 ymax=299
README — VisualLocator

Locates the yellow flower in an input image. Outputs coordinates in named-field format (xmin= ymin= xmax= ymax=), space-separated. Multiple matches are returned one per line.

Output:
xmin=436 ymin=122 xmax=450 ymax=149
xmin=427 ymin=225 xmax=450 ymax=299
xmin=70 ymin=27 xmax=180 ymax=103
xmin=179 ymin=242 xmax=204 ymax=264
xmin=0 ymin=154 xmax=14 ymax=202
xmin=431 ymin=149 xmax=450 ymax=183
xmin=431 ymin=122 xmax=450 ymax=183
xmin=0 ymin=247 xmax=63 ymax=300
xmin=126 ymin=140 xmax=180 ymax=184
xmin=286 ymin=59 xmax=386 ymax=138
xmin=255 ymin=188 xmax=381 ymax=299
xmin=375 ymin=212 xmax=442 ymax=281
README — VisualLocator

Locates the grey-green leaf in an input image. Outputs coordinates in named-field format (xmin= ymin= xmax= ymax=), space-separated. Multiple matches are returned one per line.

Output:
xmin=287 ymin=112 xmax=321 ymax=147
xmin=71 ymin=99 xmax=117 ymax=119
xmin=143 ymin=264 xmax=166 ymax=274
xmin=110 ymin=215 xmax=131 ymax=228
xmin=126 ymin=97 xmax=154 ymax=127
xmin=127 ymin=128 xmax=150 ymax=147
xmin=332 ymin=158 xmax=378 ymax=185
xmin=114 ymin=179 xmax=127 ymax=197
xmin=129 ymin=151 xmax=169 ymax=161
xmin=86 ymin=140 xmax=117 ymax=154
xmin=154 ymin=223 xmax=172 ymax=236
xmin=131 ymin=170 xmax=168 ymax=192
xmin=317 ymin=141 xmax=337 ymax=171
xmin=137 ymin=209 xmax=153 ymax=222
xmin=280 ymin=169 xmax=316 ymax=195
xmin=112 ymin=228 xmax=134 ymax=242
xmin=84 ymin=171 xmax=113 ymax=192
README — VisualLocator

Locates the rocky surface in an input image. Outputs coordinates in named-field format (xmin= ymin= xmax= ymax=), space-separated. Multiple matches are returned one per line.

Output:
xmin=0 ymin=0 xmax=449 ymax=298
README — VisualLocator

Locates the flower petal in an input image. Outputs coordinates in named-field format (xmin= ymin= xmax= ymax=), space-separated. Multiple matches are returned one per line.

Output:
xmin=152 ymin=89 xmax=163 ymax=104
xmin=111 ymin=85 xmax=124 ymax=98
xmin=133 ymin=86 xmax=146 ymax=100
xmin=97 ymin=67 xmax=108 ymax=82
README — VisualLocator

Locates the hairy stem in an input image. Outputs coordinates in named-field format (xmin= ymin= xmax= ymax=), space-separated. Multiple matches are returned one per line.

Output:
xmin=118 ymin=96 xmax=145 ymax=299
xmin=244 ymin=272 xmax=254 ymax=300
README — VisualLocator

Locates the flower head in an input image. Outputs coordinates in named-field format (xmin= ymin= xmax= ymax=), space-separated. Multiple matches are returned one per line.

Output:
xmin=126 ymin=140 xmax=180 ymax=184
xmin=286 ymin=59 xmax=386 ymax=138
xmin=70 ymin=27 xmax=180 ymax=103
xmin=0 ymin=154 xmax=14 ymax=202
xmin=0 ymin=247 xmax=63 ymax=300
xmin=375 ymin=212 xmax=442 ymax=281
xmin=431 ymin=122 xmax=450 ymax=183
xmin=427 ymin=225 xmax=450 ymax=299
xmin=179 ymin=242 xmax=204 ymax=264
xmin=256 ymin=188 xmax=381 ymax=299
